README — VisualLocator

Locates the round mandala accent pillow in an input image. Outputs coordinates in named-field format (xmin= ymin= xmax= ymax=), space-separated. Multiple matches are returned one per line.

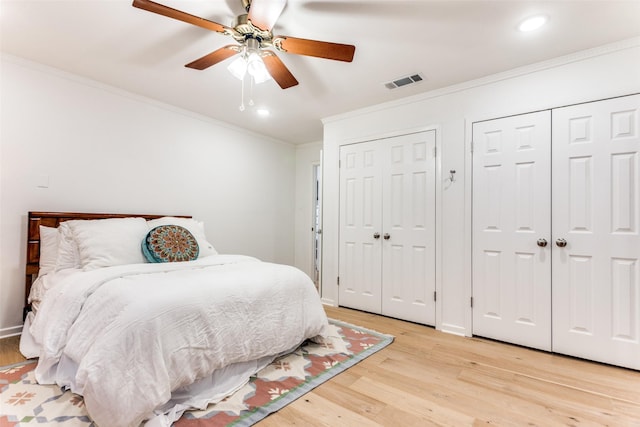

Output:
xmin=142 ymin=225 xmax=199 ymax=263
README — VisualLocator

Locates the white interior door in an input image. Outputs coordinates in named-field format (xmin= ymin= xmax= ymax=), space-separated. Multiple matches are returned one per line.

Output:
xmin=552 ymin=94 xmax=640 ymax=370
xmin=339 ymin=131 xmax=436 ymax=324
xmin=472 ymin=111 xmax=552 ymax=351
xmin=312 ymin=160 xmax=322 ymax=290
xmin=338 ymin=140 xmax=383 ymax=313
xmin=381 ymin=131 xmax=436 ymax=325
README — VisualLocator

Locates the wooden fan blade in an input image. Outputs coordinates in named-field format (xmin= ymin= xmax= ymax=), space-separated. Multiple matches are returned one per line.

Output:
xmin=185 ymin=46 xmax=239 ymax=70
xmin=247 ymin=0 xmax=287 ymax=31
xmin=132 ymin=0 xmax=229 ymax=34
xmin=274 ymin=36 xmax=355 ymax=62
xmin=262 ymin=52 xmax=298 ymax=89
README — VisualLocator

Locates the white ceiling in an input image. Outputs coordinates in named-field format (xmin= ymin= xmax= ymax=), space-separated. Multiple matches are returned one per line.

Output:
xmin=2 ymin=0 xmax=640 ymax=144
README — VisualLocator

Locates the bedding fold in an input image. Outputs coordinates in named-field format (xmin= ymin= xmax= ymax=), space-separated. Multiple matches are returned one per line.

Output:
xmin=27 ymin=255 xmax=328 ymax=427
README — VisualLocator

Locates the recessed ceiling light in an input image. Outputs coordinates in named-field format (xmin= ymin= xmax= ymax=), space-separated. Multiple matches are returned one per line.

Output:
xmin=257 ymin=108 xmax=270 ymax=117
xmin=518 ymin=15 xmax=548 ymax=32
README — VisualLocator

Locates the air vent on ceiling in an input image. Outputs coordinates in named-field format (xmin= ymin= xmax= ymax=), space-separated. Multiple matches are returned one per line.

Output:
xmin=384 ymin=73 xmax=424 ymax=90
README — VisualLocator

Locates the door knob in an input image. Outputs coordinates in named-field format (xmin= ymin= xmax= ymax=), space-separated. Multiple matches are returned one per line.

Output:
xmin=373 ymin=232 xmax=380 ymax=239
xmin=383 ymin=233 xmax=391 ymax=240
xmin=556 ymin=238 xmax=567 ymax=247
xmin=536 ymin=238 xmax=548 ymax=247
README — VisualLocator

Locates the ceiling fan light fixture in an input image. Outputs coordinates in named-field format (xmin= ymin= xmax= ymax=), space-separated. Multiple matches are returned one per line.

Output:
xmin=228 ymin=55 xmax=248 ymax=80
xmin=228 ymin=39 xmax=271 ymax=84
xmin=132 ymin=0 xmax=354 ymax=91
xmin=247 ymin=52 xmax=271 ymax=84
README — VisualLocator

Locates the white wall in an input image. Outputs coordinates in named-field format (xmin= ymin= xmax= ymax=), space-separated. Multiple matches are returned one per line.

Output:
xmin=0 ymin=55 xmax=296 ymax=337
xmin=293 ymin=142 xmax=321 ymax=278
xmin=321 ymin=38 xmax=640 ymax=336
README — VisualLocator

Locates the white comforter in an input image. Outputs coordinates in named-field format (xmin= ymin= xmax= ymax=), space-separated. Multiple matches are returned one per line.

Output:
xmin=27 ymin=255 xmax=329 ymax=427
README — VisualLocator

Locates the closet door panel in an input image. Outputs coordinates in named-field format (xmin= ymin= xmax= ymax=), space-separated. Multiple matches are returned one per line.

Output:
xmin=472 ymin=111 xmax=552 ymax=351
xmin=552 ymin=94 xmax=640 ymax=370
xmin=381 ymin=131 xmax=436 ymax=325
xmin=339 ymin=130 xmax=436 ymax=325
xmin=339 ymin=141 xmax=383 ymax=313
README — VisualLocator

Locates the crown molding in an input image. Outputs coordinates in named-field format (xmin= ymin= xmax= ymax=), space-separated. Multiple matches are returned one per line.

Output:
xmin=323 ymin=36 xmax=640 ymax=125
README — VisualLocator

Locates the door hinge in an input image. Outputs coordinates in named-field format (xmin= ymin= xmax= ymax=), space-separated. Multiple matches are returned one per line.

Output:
xmin=337 ymin=276 xmax=340 ymax=286
xmin=470 ymin=297 xmax=474 ymax=308
xmin=470 ymin=141 xmax=474 ymax=153
xmin=339 ymin=159 xmax=341 ymax=168
xmin=433 ymin=146 xmax=437 ymax=158
xmin=433 ymin=291 xmax=437 ymax=302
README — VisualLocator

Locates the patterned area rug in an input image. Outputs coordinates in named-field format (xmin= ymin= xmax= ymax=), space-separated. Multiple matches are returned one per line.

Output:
xmin=0 ymin=319 xmax=393 ymax=426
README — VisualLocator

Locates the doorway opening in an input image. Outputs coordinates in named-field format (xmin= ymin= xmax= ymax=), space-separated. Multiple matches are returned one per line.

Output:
xmin=312 ymin=162 xmax=322 ymax=291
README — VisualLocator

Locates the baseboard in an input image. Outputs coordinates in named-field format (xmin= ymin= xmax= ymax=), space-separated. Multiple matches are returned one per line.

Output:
xmin=440 ymin=323 xmax=468 ymax=337
xmin=0 ymin=325 xmax=23 ymax=340
xmin=321 ymin=298 xmax=336 ymax=307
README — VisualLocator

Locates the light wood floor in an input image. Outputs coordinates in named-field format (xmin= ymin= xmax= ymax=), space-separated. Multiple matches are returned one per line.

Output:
xmin=0 ymin=333 xmax=26 ymax=366
xmin=2 ymin=306 xmax=639 ymax=426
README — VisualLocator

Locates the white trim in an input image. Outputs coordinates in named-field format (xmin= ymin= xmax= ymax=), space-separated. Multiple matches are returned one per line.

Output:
xmin=1 ymin=53 xmax=293 ymax=148
xmin=440 ymin=323 xmax=467 ymax=337
xmin=463 ymin=118 xmax=474 ymax=337
xmin=296 ymin=141 xmax=323 ymax=150
xmin=333 ymin=125 xmax=441 ymax=325
xmin=321 ymin=298 xmax=336 ymax=307
xmin=434 ymin=127 xmax=443 ymax=332
xmin=311 ymin=161 xmax=321 ymax=287
xmin=339 ymin=125 xmax=440 ymax=148
xmin=0 ymin=325 xmax=23 ymax=340
xmin=322 ymin=37 xmax=640 ymax=126
xmin=322 ymin=38 xmax=639 ymax=339
xmin=463 ymin=94 xmax=640 ymax=340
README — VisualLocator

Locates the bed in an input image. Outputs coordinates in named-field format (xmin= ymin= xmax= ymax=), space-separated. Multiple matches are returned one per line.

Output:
xmin=20 ymin=211 xmax=329 ymax=427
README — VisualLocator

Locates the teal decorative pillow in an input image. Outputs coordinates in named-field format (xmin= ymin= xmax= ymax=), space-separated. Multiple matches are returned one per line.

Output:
xmin=142 ymin=225 xmax=199 ymax=263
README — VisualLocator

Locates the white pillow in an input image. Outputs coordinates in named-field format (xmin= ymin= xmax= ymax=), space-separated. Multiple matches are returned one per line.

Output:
xmin=38 ymin=225 xmax=59 ymax=277
xmin=146 ymin=217 xmax=217 ymax=257
xmin=68 ymin=217 xmax=149 ymax=270
xmin=55 ymin=222 xmax=81 ymax=271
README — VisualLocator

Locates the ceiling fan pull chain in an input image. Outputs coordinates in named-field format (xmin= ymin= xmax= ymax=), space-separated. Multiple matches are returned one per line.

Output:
xmin=239 ymin=74 xmax=246 ymax=111
xmin=249 ymin=77 xmax=255 ymax=107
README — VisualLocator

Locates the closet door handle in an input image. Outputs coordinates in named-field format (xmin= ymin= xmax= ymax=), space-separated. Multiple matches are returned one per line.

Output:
xmin=556 ymin=238 xmax=567 ymax=247
xmin=373 ymin=232 xmax=380 ymax=239
xmin=383 ymin=233 xmax=391 ymax=240
xmin=537 ymin=238 xmax=548 ymax=247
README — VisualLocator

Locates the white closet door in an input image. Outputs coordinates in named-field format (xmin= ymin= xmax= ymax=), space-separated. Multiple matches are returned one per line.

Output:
xmin=381 ymin=131 xmax=436 ymax=325
xmin=552 ymin=94 xmax=640 ymax=370
xmin=472 ymin=111 xmax=552 ymax=351
xmin=338 ymin=140 xmax=383 ymax=313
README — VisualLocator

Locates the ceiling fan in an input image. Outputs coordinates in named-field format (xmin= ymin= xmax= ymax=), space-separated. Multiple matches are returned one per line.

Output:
xmin=132 ymin=0 xmax=356 ymax=89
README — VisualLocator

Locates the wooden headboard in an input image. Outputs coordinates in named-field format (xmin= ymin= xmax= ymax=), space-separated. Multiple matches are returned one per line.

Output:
xmin=25 ymin=211 xmax=192 ymax=313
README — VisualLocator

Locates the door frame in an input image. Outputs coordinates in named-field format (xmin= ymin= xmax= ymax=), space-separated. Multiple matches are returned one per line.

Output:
xmin=466 ymin=94 xmax=640 ymax=340
xmin=311 ymin=159 xmax=322 ymax=293
xmin=335 ymin=125 xmax=443 ymax=328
